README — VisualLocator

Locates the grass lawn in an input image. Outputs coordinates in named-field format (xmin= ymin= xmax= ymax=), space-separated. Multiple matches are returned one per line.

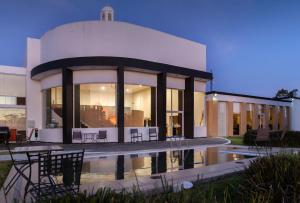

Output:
xmin=0 ymin=161 xmax=12 ymax=188
xmin=227 ymin=136 xmax=244 ymax=145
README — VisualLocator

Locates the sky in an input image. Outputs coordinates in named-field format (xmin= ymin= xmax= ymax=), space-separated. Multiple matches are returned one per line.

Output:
xmin=0 ymin=0 xmax=299 ymax=97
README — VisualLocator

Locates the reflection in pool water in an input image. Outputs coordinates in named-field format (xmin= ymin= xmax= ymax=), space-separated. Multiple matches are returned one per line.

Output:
xmin=80 ymin=147 xmax=251 ymax=183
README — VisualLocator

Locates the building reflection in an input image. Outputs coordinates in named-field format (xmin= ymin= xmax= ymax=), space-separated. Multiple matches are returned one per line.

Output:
xmin=151 ymin=152 xmax=167 ymax=174
xmin=81 ymin=148 xmax=248 ymax=183
xmin=116 ymin=155 xmax=124 ymax=180
xmin=184 ymin=149 xmax=194 ymax=169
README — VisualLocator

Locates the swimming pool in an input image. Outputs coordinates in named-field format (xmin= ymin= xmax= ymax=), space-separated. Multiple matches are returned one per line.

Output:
xmin=79 ymin=146 xmax=253 ymax=183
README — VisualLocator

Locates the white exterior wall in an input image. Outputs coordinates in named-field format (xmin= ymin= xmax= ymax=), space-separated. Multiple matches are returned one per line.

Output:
xmin=26 ymin=38 xmax=42 ymax=139
xmin=73 ymin=69 xmax=117 ymax=84
xmin=0 ymin=66 xmax=26 ymax=97
xmin=39 ymin=128 xmax=63 ymax=142
xmin=40 ymin=73 xmax=62 ymax=90
xmin=124 ymin=71 xmax=157 ymax=87
xmin=40 ymin=21 xmax=206 ymax=71
xmin=194 ymin=81 xmax=206 ymax=92
xmin=194 ymin=126 xmax=207 ymax=138
xmin=290 ymin=99 xmax=300 ymax=131
xmin=167 ymin=77 xmax=185 ymax=89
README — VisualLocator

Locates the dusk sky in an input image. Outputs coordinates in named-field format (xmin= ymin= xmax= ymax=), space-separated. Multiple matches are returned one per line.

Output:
xmin=0 ymin=0 xmax=299 ymax=97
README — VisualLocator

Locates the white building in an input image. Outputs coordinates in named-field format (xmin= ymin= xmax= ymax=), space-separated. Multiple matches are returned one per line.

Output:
xmin=24 ymin=6 xmax=210 ymax=143
xmin=0 ymin=7 xmax=298 ymax=143
xmin=0 ymin=65 xmax=26 ymax=140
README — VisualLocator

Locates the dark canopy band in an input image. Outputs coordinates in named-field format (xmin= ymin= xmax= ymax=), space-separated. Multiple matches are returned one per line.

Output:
xmin=31 ymin=56 xmax=213 ymax=80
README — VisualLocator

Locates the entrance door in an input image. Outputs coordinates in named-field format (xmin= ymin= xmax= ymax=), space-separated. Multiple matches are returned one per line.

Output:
xmin=218 ymin=102 xmax=227 ymax=137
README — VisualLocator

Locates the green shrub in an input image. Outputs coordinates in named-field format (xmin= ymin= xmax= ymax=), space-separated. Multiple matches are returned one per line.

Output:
xmin=281 ymin=131 xmax=300 ymax=147
xmin=243 ymin=130 xmax=257 ymax=145
xmin=241 ymin=153 xmax=300 ymax=202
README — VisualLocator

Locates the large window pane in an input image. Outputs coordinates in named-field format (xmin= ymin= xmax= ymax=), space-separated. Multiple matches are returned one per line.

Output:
xmin=124 ymin=84 xmax=152 ymax=127
xmin=0 ymin=108 xmax=26 ymax=130
xmin=194 ymin=92 xmax=205 ymax=127
xmin=43 ymin=87 xmax=62 ymax=128
xmin=79 ymin=83 xmax=116 ymax=127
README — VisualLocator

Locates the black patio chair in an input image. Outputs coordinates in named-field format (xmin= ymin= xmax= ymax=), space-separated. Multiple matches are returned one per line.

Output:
xmin=149 ymin=128 xmax=158 ymax=141
xmin=28 ymin=150 xmax=85 ymax=201
xmin=96 ymin=130 xmax=108 ymax=143
xmin=130 ymin=129 xmax=143 ymax=142
xmin=4 ymin=141 xmax=32 ymax=197
xmin=4 ymin=137 xmax=45 ymax=199
xmin=73 ymin=131 xmax=83 ymax=142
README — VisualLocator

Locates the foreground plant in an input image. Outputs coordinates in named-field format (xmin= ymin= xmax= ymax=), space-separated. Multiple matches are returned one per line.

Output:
xmin=241 ymin=153 xmax=300 ymax=202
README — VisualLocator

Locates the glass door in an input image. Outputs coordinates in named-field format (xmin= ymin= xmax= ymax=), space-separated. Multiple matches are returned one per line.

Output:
xmin=166 ymin=89 xmax=183 ymax=137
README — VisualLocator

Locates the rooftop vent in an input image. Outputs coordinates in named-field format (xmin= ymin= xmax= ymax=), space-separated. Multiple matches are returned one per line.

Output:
xmin=100 ymin=6 xmax=114 ymax=21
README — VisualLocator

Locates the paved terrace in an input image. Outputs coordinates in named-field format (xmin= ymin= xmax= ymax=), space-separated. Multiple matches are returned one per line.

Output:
xmin=0 ymin=137 xmax=228 ymax=153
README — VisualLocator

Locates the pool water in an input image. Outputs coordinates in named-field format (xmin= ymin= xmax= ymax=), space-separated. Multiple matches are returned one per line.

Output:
xmin=80 ymin=146 xmax=252 ymax=183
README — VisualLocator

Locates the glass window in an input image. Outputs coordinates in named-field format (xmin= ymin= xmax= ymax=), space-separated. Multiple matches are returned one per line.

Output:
xmin=233 ymin=103 xmax=240 ymax=135
xmin=43 ymin=87 xmax=62 ymax=128
xmin=246 ymin=104 xmax=253 ymax=131
xmin=124 ymin=84 xmax=152 ymax=127
xmin=0 ymin=96 xmax=17 ymax=105
xmin=166 ymin=112 xmax=183 ymax=136
xmin=194 ymin=92 xmax=205 ymax=127
xmin=167 ymin=89 xmax=183 ymax=112
xmin=0 ymin=108 xmax=26 ymax=130
xmin=269 ymin=106 xmax=274 ymax=130
xmin=0 ymin=96 xmax=4 ymax=104
xmin=166 ymin=88 xmax=183 ymax=137
xmin=258 ymin=105 xmax=265 ymax=128
xmin=79 ymin=83 xmax=116 ymax=128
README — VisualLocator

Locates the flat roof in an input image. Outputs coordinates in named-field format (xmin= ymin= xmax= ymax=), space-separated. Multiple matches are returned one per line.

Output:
xmin=206 ymin=91 xmax=291 ymax=103
xmin=0 ymin=65 xmax=26 ymax=75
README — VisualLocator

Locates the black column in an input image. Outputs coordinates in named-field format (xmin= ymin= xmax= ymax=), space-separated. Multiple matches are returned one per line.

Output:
xmin=62 ymin=68 xmax=73 ymax=144
xmin=184 ymin=77 xmax=194 ymax=139
xmin=151 ymin=87 xmax=156 ymax=126
xmin=157 ymin=72 xmax=167 ymax=141
xmin=117 ymin=66 xmax=124 ymax=143
xmin=74 ymin=84 xmax=80 ymax=128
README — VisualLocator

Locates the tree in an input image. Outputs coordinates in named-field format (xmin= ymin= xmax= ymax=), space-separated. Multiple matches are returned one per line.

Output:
xmin=275 ymin=89 xmax=289 ymax=99
xmin=275 ymin=89 xmax=298 ymax=99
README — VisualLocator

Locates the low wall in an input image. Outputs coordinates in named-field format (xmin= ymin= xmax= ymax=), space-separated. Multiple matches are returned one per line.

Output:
xmin=39 ymin=128 xmax=63 ymax=142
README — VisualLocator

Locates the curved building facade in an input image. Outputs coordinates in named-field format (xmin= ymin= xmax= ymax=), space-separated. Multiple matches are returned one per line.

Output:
xmin=26 ymin=7 xmax=212 ymax=143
